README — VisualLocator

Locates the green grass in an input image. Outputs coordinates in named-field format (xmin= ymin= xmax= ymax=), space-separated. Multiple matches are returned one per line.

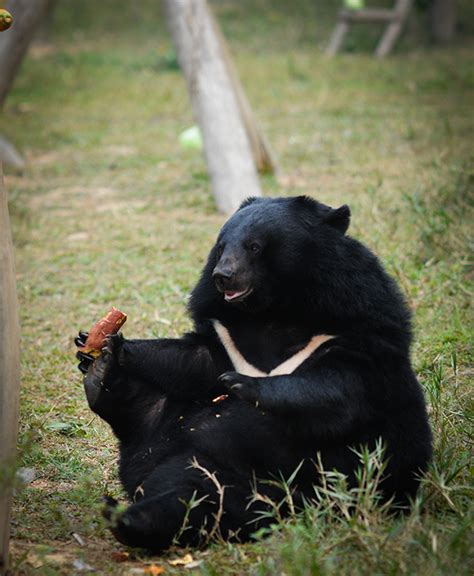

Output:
xmin=2 ymin=0 xmax=473 ymax=574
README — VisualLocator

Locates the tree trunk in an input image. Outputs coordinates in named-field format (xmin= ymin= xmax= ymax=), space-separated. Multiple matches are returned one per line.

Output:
xmin=36 ymin=0 xmax=59 ymax=43
xmin=0 ymin=165 xmax=21 ymax=576
xmin=430 ymin=0 xmax=457 ymax=43
xmin=0 ymin=0 xmax=52 ymax=107
xmin=163 ymin=0 xmax=262 ymax=214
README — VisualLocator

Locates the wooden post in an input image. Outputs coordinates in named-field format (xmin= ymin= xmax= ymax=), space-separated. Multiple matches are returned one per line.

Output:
xmin=0 ymin=137 xmax=25 ymax=172
xmin=0 ymin=164 xmax=21 ymax=576
xmin=0 ymin=0 xmax=52 ymax=168
xmin=163 ymin=0 xmax=262 ymax=214
xmin=326 ymin=21 xmax=350 ymax=57
xmin=375 ymin=0 xmax=413 ymax=58
xmin=0 ymin=0 xmax=52 ymax=107
xmin=430 ymin=0 xmax=457 ymax=43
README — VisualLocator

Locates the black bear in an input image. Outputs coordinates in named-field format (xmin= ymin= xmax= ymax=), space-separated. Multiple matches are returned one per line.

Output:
xmin=75 ymin=196 xmax=432 ymax=551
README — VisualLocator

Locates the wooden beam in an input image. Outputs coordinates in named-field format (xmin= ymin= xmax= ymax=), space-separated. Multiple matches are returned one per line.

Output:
xmin=326 ymin=21 xmax=350 ymax=57
xmin=163 ymin=0 xmax=262 ymax=214
xmin=326 ymin=0 xmax=413 ymax=57
xmin=208 ymin=9 xmax=278 ymax=175
xmin=339 ymin=9 xmax=397 ymax=23
xmin=375 ymin=0 xmax=413 ymax=58
xmin=0 ymin=164 xmax=21 ymax=576
xmin=0 ymin=0 xmax=52 ymax=108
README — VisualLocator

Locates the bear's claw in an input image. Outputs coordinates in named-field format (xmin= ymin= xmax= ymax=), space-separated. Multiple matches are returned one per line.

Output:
xmin=74 ymin=330 xmax=124 ymax=375
xmin=219 ymin=372 xmax=259 ymax=403
xmin=75 ymin=330 xmax=92 ymax=373
xmin=75 ymin=331 xmax=89 ymax=346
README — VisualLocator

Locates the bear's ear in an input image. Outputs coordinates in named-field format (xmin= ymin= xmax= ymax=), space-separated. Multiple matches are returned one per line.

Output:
xmin=323 ymin=204 xmax=351 ymax=234
xmin=238 ymin=197 xmax=261 ymax=210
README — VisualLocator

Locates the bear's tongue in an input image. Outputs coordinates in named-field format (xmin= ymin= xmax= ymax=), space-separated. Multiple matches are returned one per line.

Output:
xmin=224 ymin=290 xmax=246 ymax=302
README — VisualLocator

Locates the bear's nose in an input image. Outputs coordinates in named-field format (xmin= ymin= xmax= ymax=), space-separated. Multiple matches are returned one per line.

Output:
xmin=212 ymin=267 xmax=234 ymax=290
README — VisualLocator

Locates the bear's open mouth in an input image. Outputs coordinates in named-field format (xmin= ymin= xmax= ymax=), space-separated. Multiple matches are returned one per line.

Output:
xmin=224 ymin=287 xmax=253 ymax=302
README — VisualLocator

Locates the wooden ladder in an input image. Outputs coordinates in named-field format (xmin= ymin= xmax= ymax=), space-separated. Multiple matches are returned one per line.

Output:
xmin=326 ymin=0 xmax=413 ymax=58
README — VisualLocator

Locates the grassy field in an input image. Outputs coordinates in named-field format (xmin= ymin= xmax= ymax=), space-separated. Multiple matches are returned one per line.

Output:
xmin=2 ymin=0 xmax=473 ymax=574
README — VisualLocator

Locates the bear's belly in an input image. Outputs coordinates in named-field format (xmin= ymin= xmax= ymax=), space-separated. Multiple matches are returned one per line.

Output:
xmin=182 ymin=400 xmax=295 ymax=473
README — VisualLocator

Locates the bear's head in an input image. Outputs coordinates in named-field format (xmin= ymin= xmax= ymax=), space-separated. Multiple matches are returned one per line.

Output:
xmin=190 ymin=196 xmax=352 ymax=319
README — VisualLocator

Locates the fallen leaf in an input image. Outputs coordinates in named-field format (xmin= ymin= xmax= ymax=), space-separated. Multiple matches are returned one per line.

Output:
xmin=72 ymin=558 xmax=95 ymax=572
xmin=26 ymin=552 xmax=43 ymax=569
xmin=44 ymin=552 xmax=71 ymax=566
xmin=71 ymin=532 xmax=85 ymax=546
xmin=111 ymin=551 xmax=130 ymax=562
xmin=16 ymin=467 xmax=36 ymax=484
xmin=47 ymin=421 xmax=73 ymax=432
xmin=143 ymin=565 xmax=166 ymax=575
xmin=168 ymin=553 xmax=194 ymax=566
xmin=184 ymin=560 xmax=203 ymax=569
xmin=66 ymin=232 xmax=89 ymax=243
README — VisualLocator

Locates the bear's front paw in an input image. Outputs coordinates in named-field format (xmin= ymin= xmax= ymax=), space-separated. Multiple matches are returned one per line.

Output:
xmin=81 ymin=334 xmax=124 ymax=408
xmin=75 ymin=331 xmax=94 ymax=374
xmin=75 ymin=331 xmax=124 ymax=374
xmin=219 ymin=372 xmax=259 ymax=403
xmin=102 ymin=495 xmax=128 ymax=527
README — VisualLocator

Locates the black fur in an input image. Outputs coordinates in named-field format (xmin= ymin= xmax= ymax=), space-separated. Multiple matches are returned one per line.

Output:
xmin=75 ymin=196 xmax=432 ymax=551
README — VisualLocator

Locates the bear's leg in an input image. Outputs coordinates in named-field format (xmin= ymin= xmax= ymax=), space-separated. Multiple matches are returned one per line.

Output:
xmin=77 ymin=335 xmax=154 ymax=440
xmin=104 ymin=455 xmax=273 ymax=550
xmin=104 ymin=491 xmax=220 ymax=550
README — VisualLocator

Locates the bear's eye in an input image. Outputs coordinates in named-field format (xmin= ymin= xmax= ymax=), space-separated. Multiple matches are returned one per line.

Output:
xmin=216 ymin=245 xmax=224 ymax=259
xmin=249 ymin=242 xmax=261 ymax=254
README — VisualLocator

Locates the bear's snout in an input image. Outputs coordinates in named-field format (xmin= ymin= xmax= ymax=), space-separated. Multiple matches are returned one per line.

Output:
xmin=212 ymin=265 xmax=235 ymax=291
xmin=212 ymin=255 xmax=253 ymax=303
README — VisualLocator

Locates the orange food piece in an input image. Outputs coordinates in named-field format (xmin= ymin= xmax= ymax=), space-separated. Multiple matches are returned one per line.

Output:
xmin=79 ymin=307 xmax=127 ymax=355
xmin=212 ymin=394 xmax=229 ymax=404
